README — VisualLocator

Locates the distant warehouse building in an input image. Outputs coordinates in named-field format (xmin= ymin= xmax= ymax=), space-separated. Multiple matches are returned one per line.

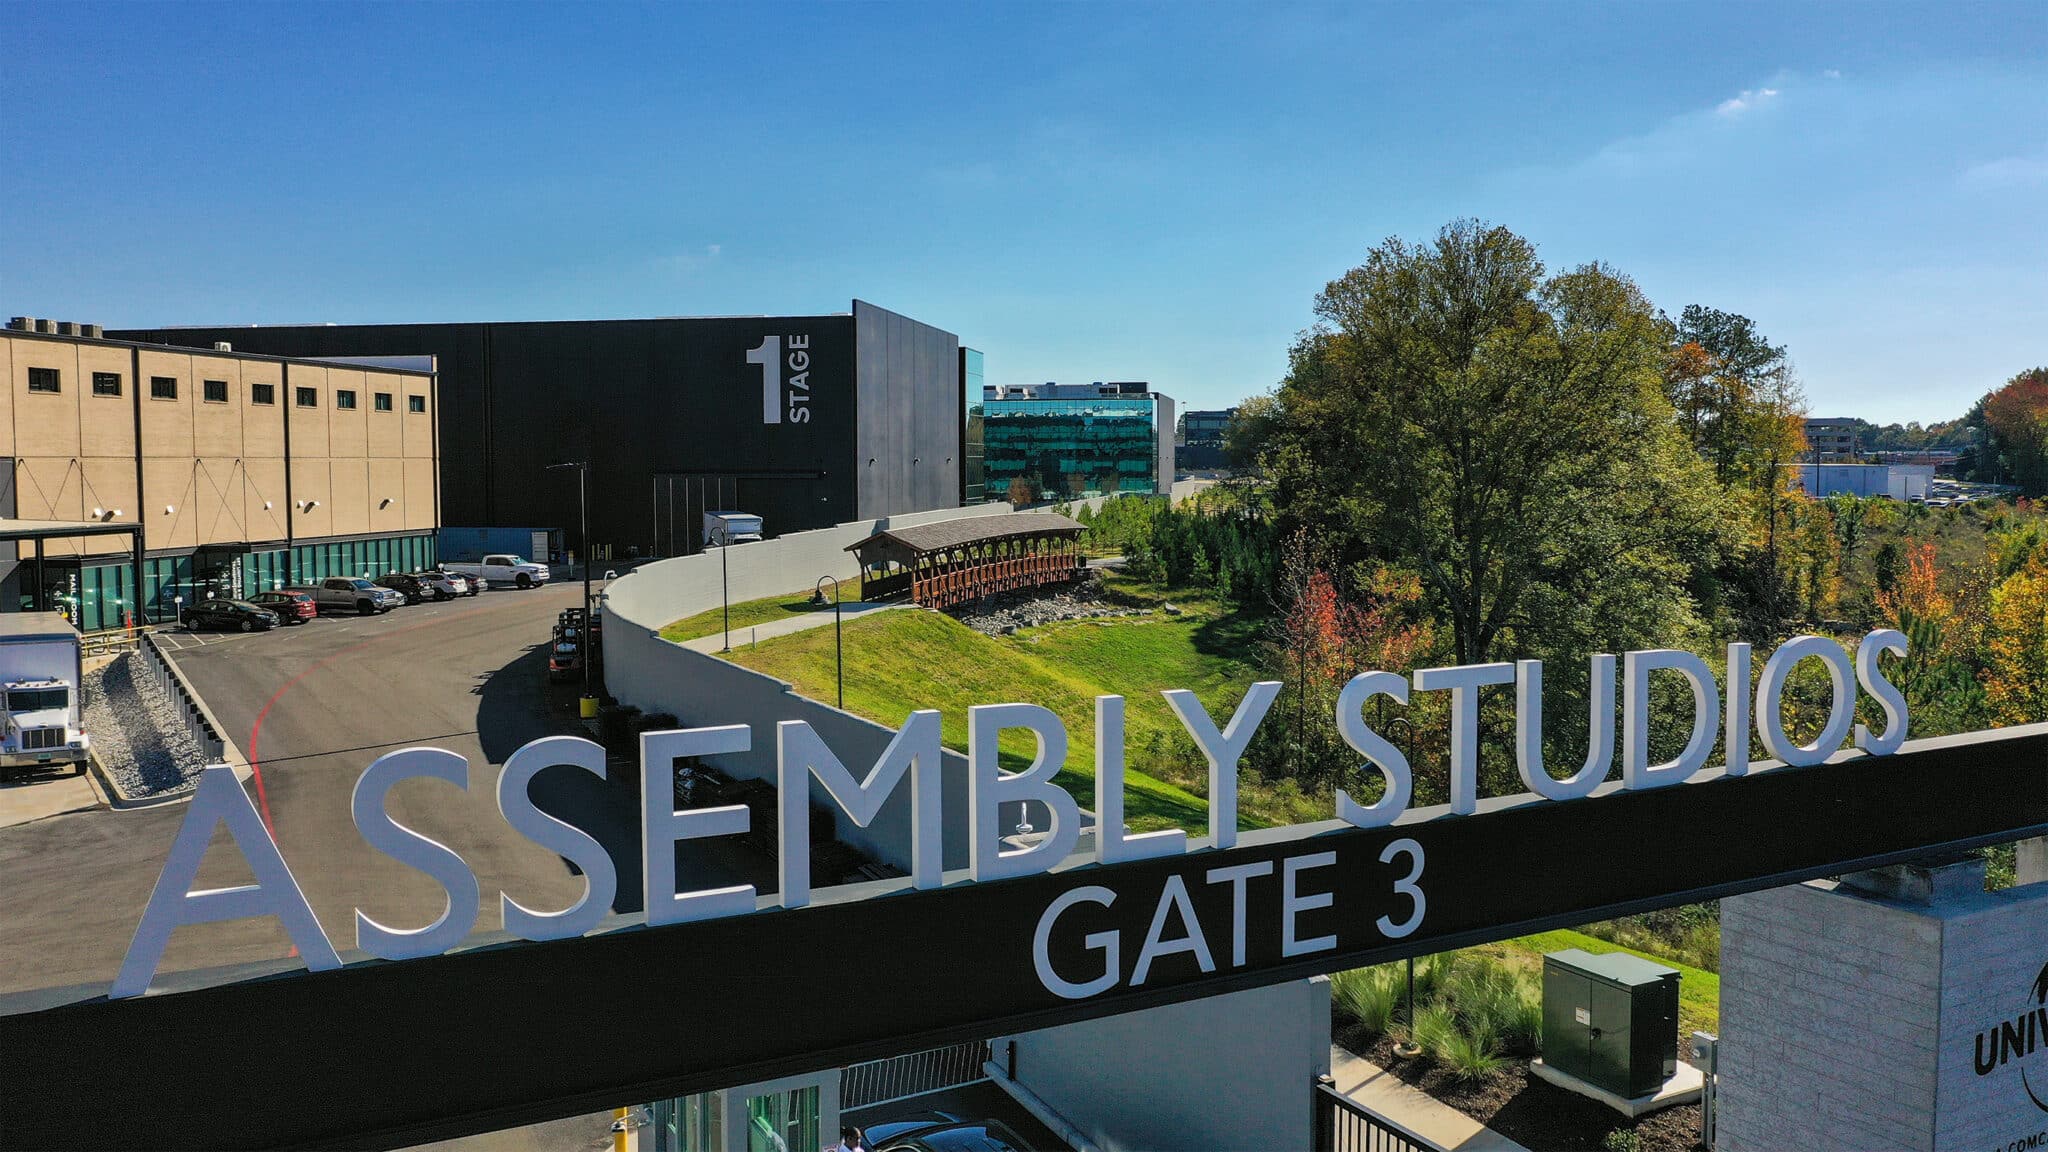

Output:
xmin=980 ymin=381 xmax=1174 ymax=501
xmin=2 ymin=319 xmax=438 ymax=628
xmin=1804 ymin=416 xmax=1859 ymax=462
xmin=114 ymin=302 xmax=975 ymax=557
xmin=1796 ymin=462 xmax=1934 ymax=500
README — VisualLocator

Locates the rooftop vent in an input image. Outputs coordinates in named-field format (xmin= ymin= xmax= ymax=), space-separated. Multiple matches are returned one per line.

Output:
xmin=6 ymin=318 xmax=32 ymax=332
xmin=81 ymin=324 xmax=102 ymax=338
xmin=55 ymin=321 xmax=76 ymax=336
xmin=34 ymin=319 xmax=53 ymax=334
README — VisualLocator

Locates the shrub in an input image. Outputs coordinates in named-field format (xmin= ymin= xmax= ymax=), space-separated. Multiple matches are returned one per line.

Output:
xmin=1412 ymin=1004 xmax=1459 ymax=1061
xmin=1602 ymin=1128 xmax=1642 ymax=1152
xmin=1331 ymin=967 xmax=1399 ymax=1036
xmin=1436 ymin=1022 xmax=1505 ymax=1083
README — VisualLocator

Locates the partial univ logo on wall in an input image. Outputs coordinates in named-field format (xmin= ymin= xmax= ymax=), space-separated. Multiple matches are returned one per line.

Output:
xmin=1975 ymin=960 xmax=2048 ymax=1112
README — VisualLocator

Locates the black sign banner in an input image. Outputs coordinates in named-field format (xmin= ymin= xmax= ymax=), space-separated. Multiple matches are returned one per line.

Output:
xmin=3 ymin=728 xmax=2044 ymax=1150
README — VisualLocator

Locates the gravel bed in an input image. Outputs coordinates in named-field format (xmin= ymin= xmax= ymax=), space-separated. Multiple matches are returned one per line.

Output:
xmin=83 ymin=650 xmax=210 ymax=798
xmin=950 ymin=571 xmax=1165 ymax=635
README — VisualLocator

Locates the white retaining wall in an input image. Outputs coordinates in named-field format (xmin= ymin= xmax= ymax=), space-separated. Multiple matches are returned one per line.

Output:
xmin=604 ymin=500 xmax=1099 ymax=874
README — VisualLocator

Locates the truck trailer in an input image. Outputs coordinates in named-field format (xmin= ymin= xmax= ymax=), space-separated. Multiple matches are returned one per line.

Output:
xmin=0 ymin=613 xmax=90 ymax=776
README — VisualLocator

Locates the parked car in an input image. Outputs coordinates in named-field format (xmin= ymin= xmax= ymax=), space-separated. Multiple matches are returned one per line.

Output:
xmin=293 ymin=578 xmax=405 ymax=616
xmin=547 ymin=639 xmax=584 ymax=682
xmin=865 ymin=1113 xmax=1032 ymax=1152
xmin=247 ymin=589 xmax=318 ymax=625
xmin=432 ymin=565 xmax=486 ymax=595
xmin=374 ymin=573 xmax=432 ymax=605
xmin=442 ymin=554 xmax=550 ymax=589
xmin=415 ymin=570 xmax=469 ymax=600
xmin=181 ymin=598 xmax=281 ymax=632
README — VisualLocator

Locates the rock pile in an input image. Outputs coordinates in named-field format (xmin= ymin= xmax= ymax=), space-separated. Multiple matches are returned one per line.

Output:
xmin=951 ymin=572 xmax=1156 ymax=636
xmin=84 ymin=651 xmax=209 ymax=797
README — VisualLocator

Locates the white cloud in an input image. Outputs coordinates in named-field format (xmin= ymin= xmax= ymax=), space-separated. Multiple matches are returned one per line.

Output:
xmin=1959 ymin=151 xmax=2048 ymax=191
xmin=707 ymin=243 xmax=721 ymax=257
xmin=1823 ymin=69 xmax=1842 ymax=81
xmin=1716 ymin=86 xmax=1781 ymax=117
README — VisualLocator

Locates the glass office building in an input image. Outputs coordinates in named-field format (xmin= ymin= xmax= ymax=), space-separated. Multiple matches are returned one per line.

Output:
xmin=980 ymin=383 xmax=1174 ymax=502
xmin=960 ymin=348 xmax=985 ymax=505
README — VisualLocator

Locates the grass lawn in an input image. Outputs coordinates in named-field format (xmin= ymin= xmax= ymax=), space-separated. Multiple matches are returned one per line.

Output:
xmin=1477 ymin=928 xmax=1720 ymax=1036
xmin=713 ymin=574 xmax=1322 ymax=830
xmin=660 ymin=593 xmax=832 ymax=643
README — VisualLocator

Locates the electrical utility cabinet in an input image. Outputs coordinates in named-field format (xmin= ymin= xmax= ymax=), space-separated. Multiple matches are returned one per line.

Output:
xmin=1542 ymin=949 xmax=1681 ymax=1099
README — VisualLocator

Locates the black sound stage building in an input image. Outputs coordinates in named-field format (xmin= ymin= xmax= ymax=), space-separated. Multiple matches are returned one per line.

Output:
xmin=115 ymin=301 xmax=980 ymax=557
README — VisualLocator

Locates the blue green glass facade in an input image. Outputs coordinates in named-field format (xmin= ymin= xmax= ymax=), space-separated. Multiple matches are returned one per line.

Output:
xmin=960 ymin=348 xmax=985 ymax=505
xmin=32 ymin=532 xmax=438 ymax=631
xmin=982 ymin=396 xmax=1164 ymax=500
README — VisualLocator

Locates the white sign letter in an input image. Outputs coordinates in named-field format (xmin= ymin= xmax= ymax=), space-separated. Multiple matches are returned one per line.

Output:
xmin=1724 ymin=642 xmax=1752 ymax=776
xmin=1623 ymin=650 xmax=1720 ymax=790
xmin=114 ymin=765 xmax=339 ymax=999
xmin=1755 ymin=636 xmax=1856 ymax=767
xmin=642 ymin=726 xmax=757 ymax=924
xmin=1205 ymin=860 xmax=1273 ymax=968
xmin=1515 ymin=656 xmax=1614 ymax=801
xmin=1282 ymin=851 xmax=1338 ymax=958
xmin=1413 ymin=663 xmax=1515 ymax=814
xmin=1095 ymin=695 xmax=1187 ymax=864
xmin=1163 ymin=681 xmax=1280 ymax=850
xmin=353 ymin=747 xmax=481 ymax=960
xmin=1033 ymin=886 xmax=1120 ymax=999
xmin=1335 ymin=671 xmax=1413 ymax=828
xmin=497 ymin=735 xmax=616 ymax=941
xmin=777 ymin=711 xmax=943 ymax=909
xmin=969 ymin=703 xmax=1080 ymax=882
xmin=1130 ymin=875 xmax=1216 ymax=985
xmin=1855 ymin=629 xmax=1909 ymax=755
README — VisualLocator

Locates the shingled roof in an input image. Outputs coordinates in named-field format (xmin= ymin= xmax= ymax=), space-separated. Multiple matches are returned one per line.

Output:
xmin=845 ymin=511 xmax=1086 ymax=556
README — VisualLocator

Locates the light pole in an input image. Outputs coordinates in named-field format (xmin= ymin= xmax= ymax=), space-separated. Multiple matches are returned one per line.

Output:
xmin=547 ymin=461 xmax=594 ymax=702
xmin=811 ymin=575 xmax=842 ymax=708
xmin=718 ymin=526 xmax=731 ymax=653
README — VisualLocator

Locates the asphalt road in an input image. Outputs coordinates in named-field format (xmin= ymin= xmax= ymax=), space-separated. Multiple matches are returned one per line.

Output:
xmin=0 ymin=583 xmax=646 ymax=996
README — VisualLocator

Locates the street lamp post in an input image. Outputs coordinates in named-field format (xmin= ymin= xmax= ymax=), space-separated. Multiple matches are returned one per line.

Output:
xmin=547 ymin=461 xmax=594 ymax=700
xmin=812 ymin=575 xmax=842 ymax=708
xmin=719 ymin=529 xmax=731 ymax=652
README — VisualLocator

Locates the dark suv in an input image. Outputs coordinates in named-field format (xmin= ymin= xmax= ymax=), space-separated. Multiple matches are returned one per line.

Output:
xmin=181 ymin=598 xmax=280 ymax=633
xmin=375 ymin=573 xmax=431 ymax=605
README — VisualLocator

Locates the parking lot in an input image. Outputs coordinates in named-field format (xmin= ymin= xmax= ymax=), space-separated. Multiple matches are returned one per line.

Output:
xmin=0 ymin=578 xmax=649 ymax=995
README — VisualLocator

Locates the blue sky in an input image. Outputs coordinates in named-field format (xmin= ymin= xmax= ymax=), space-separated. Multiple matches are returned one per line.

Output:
xmin=3 ymin=2 xmax=2042 ymax=424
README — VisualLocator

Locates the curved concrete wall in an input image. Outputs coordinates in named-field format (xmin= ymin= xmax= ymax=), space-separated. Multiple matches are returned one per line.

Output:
xmin=604 ymin=501 xmax=1067 ymax=874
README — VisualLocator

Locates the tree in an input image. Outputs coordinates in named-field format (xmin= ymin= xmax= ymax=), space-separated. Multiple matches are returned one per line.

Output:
xmin=1248 ymin=220 xmax=1731 ymax=666
xmin=1981 ymin=368 xmax=2048 ymax=495
xmin=1005 ymin=476 xmax=1035 ymax=507
xmin=1986 ymin=556 xmax=2048 ymax=725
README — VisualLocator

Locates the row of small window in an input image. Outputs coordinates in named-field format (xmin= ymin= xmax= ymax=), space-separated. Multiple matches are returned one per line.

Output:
xmin=24 ymin=368 xmax=426 ymax=412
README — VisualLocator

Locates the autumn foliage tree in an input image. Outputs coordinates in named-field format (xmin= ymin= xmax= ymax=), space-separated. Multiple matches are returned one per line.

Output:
xmin=1980 ymin=368 xmax=2048 ymax=495
xmin=1986 ymin=557 xmax=2048 ymax=725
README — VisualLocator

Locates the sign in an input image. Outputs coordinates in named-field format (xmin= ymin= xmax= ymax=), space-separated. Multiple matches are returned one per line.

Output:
xmin=746 ymin=333 xmax=816 ymax=425
xmin=107 ymin=632 xmax=1912 ymax=999
xmin=3 ymin=726 xmax=2043 ymax=1151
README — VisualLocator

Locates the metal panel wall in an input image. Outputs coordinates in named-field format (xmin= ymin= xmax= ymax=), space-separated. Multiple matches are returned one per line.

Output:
xmin=852 ymin=301 xmax=961 ymax=519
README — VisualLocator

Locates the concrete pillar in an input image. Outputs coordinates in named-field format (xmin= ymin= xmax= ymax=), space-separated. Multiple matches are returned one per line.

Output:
xmin=2017 ymin=838 xmax=2048 ymax=886
xmin=1718 ymin=858 xmax=2048 ymax=1151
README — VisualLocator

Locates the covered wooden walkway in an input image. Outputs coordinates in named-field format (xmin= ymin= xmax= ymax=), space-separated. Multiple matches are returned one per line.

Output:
xmin=845 ymin=512 xmax=1087 ymax=609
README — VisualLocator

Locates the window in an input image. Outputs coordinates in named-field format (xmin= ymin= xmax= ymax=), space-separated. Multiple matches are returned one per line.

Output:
xmin=92 ymin=372 xmax=122 ymax=397
xmin=27 ymin=367 xmax=60 ymax=393
xmin=251 ymin=382 xmax=276 ymax=405
xmin=335 ymin=389 xmax=357 ymax=410
xmin=407 ymin=394 xmax=426 ymax=413
xmin=373 ymin=392 xmax=393 ymax=412
xmin=150 ymin=376 xmax=178 ymax=400
xmin=203 ymin=379 xmax=229 ymax=404
xmin=296 ymin=386 xmax=318 ymax=408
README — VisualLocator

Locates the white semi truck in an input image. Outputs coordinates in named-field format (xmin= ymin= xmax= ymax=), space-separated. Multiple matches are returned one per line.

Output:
xmin=703 ymin=511 xmax=763 ymax=548
xmin=0 ymin=613 xmax=90 ymax=776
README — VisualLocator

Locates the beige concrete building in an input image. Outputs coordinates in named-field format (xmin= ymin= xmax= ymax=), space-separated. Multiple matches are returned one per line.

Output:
xmin=1 ymin=321 xmax=438 ymax=629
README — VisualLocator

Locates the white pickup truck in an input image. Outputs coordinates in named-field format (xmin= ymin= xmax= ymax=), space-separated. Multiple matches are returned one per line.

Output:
xmin=442 ymin=554 xmax=551 ymax=589
xmin=0 ymin=614 xmax=90 ymax=776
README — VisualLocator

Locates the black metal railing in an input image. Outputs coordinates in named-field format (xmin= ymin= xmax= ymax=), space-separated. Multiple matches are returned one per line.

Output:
xmin=840 ymin=1040 xmax=993 ymax=1110
xmin=1313 ymin=1081 xmax=1443 ymax=1152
